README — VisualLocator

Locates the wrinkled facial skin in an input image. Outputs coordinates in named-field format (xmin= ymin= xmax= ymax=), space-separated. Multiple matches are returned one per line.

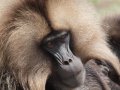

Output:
xmin=42 ymin=31 xmax=85 ymax=88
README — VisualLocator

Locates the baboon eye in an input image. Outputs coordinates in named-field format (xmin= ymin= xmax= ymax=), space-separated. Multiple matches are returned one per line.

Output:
xmin=47 ymin=42 xmax=54 ymax=48
xmin=61 ymin=34 xmax=66 ymax=39
xmin=60 ymin=35 xmax=66 ymax=42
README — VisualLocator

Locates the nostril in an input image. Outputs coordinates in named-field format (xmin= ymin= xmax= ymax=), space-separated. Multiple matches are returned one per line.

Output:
xmin=63 ymin=61 xmax=69 ymax=65
xmin=69 ymin=59 xmax=72 ymax=62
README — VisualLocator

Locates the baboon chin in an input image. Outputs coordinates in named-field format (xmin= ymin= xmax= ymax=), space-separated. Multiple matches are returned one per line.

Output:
xmin=0 ymin=0 xmax=119 ymax=90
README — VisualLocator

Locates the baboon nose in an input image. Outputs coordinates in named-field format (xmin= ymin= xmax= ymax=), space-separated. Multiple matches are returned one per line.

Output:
xmin=63 ymin=59 xmax=73 ymax=65
xmin=63 ymin=61 xmax=69 ymax=65
xmin=69 ymin=59 xmax=72 ymax=62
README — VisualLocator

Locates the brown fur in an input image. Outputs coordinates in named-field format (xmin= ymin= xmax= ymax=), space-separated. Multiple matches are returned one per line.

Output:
xmin=103 ymin=15 xmax=120 ymax=40
xmin=0 ymin=0 xmax=52 ymax=90
xmin=102 ymin=15 xmax=120 ymax=60
xmin=0 ymin=0 xmax=119 ymax=90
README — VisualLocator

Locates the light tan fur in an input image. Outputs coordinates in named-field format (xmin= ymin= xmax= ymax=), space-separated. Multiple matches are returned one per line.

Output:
xmin=45 ymin=0 xmax=120 ymax=76
xmin=0 ymin=0 xmax=52 ymax=90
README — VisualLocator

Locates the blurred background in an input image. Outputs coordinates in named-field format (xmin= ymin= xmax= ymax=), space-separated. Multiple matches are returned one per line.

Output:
xmin=89 ymin=0 xmax=120 ymax=16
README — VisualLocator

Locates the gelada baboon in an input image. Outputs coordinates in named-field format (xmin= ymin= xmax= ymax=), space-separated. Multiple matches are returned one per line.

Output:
xmin=0 ymin=0 xmax=120 ymax=90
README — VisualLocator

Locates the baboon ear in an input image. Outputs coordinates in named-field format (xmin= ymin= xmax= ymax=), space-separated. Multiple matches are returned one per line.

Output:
xmin=95 ymin=60 xmax=120 ymax=85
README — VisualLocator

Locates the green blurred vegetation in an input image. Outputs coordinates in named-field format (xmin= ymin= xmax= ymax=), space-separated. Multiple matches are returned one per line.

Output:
xmin=90 ymin=0 xmax=101 ymax=4
xmin=89 ymin=0 xmax=120 ymax=15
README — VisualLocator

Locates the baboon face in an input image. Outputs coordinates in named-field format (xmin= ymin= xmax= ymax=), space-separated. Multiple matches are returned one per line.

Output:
xmin=41 ymin=30 xmax=85 ymax=87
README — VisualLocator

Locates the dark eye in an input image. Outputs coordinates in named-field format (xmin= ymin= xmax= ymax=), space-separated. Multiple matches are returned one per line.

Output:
xmin=59 ymin=35 xmax=66 ymax=42
xmin=47 ymin=42 xmax=54 ymax=48
xmin=61 ymin=34 xmax=66 ymax=39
